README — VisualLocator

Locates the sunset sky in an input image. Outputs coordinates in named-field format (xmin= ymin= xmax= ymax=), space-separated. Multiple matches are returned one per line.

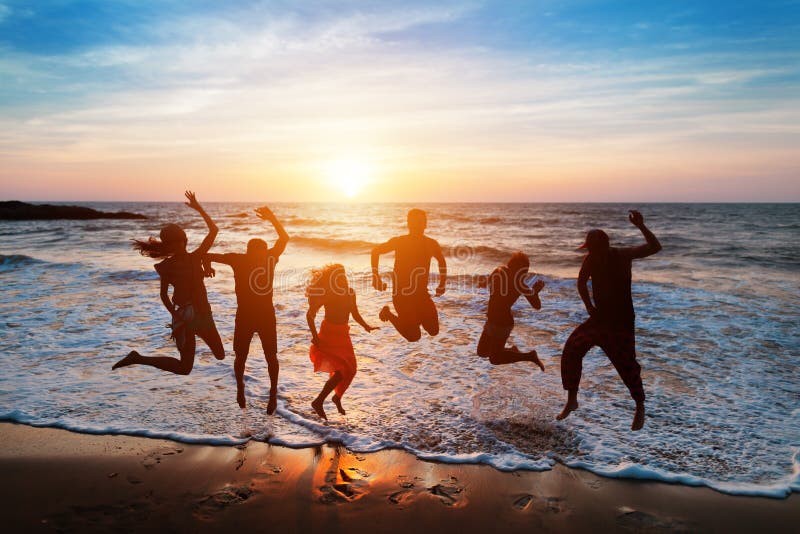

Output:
xmin=1 ymin=0 xmax=798 ymax=202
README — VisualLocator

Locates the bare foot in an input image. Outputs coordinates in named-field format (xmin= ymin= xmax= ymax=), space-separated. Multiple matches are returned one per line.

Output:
xmin=236 ymin=385 xmax=246 ymax=410
xmin=267 ymin=394 xmax=277 ymax=415
xmin=332 ymin=395 xmax=346 ymax=415
xmin=112 ymin=351 xmax=140 ymax=370
xmin=556 ymin=399 xmax=579 ymax=420
xmin=631 ymin=402 xmax=645 ymax=431
xmin=311 ymin=399 xmax=327 ymax=420
xmin=379 ymin=306 xmax=391 ymax=322
xmin=528 ymin=350 xmax=545 ymax=372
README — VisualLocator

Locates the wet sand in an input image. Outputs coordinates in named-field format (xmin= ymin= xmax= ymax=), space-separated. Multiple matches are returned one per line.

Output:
xmin=1 ymin=422 xmax=797 ymax=533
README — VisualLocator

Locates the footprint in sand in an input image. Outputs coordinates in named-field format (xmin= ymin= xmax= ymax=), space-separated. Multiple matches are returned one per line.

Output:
xmin=512 ymin=494 xmax=534 ymax=511
xmin=616 ymin=507 xmax=693 ymax=533
xmin=193 ymin=485 xmax=256 ymax=520
xmin=543 ymin=496 xmax=568 ymax=514
xmin=427 ymin=478 xmax=466 ymax=507
xmin=142 ymin=446 xmax=184 ymax=470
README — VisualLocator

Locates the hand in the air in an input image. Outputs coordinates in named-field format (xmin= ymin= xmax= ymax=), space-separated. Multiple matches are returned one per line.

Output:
xmin=628 ymin=210 xmax=645 ymax=228
xmin=184 ymin=190 xmax=202 ymax=211
xmin=255 ymin=206 xmax=276 ymax=221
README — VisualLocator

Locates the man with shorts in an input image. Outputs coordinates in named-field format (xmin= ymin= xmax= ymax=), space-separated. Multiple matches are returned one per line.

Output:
xmin=557 ymin=210 xmax=661 ymax=431
xmin=477 ymin=251 xmax=545 ymax=371
xmin=203 ymin=206 xmax=289 ymax=413
xmin=371 ymin=209 xmax=447 ymax=342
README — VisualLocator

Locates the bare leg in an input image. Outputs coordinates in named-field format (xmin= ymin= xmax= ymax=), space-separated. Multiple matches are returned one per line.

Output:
xmin=489 ymin=348 xmax=545 ymax=371
xmin=264 ymin=352 xmax=279 ymax=415
xmin=234 ymin=351 xmax=247 ymax=409
xmin=112 ymin=334 xmax=196 ymax=375
xmin=556 ymin=389 xmax=579 ymax=420
xmin=379 ymin=306 xmax=421 ymax=342
xmin=631 ymin=401 xmax=645 ymax=431
xmin=197 ymin=327 xmax=225 ymax=361
xmin=311 ymin=371 xmax=342 ymax=421
xmin=331 ymin=394 xmax=346 ymax=415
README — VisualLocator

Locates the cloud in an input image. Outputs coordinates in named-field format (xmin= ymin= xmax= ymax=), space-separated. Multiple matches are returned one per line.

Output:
xmin=1 ymin=1 xmax=799 ymax=200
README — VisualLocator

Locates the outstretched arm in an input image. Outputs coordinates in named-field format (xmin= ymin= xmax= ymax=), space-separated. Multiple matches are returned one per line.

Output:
xmin=350 ymin=291 xmax=378 ymax=332
xmin=370 ymin=239 xmax=396 ymax=291
xmin=622 ymin=210 xmax=662 ymax=259
xmin=255 ymin=206 xmax=290 ymax=257
xmin=432 ymin=240 xmax=447 ymax=296
xmin=577 ymin=257 xmax=595 ymax=316
xmin=306 ymin=300 xmax=323 ymax=346
xmin=201 ymin=253 xmax=234 ymax=278
xmin=185 ymin=191 xmax=218 ymax=255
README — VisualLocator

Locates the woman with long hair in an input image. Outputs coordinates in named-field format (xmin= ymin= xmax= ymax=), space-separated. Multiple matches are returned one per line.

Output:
xmin=112 ymin=191 xmax=225 ymax=374
xmin=306 ymin=264 xmax=378 ymax=420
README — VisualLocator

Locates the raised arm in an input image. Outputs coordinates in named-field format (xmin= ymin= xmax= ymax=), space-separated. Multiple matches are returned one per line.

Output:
xmin=350 ymin=291 xmax=378 ymax=333
xmin=622 ymin=210 xmax=662 ymax=259
xmin=431 ymin=239 xmax=447 ymax=296
xmin=255 ymin=206 xmax=290 ymax=257
xmin=370 ymin=238 xmax=396 ymax=291
xmin=577 ymin=256 xmax=595 ymax=316
xmin=306 ymin=299 xmax=323 ymax=346
xmin=184 ymin=190 xmax=218 ymax=255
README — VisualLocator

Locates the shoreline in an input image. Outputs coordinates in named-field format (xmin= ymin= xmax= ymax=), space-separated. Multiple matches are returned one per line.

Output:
xmin=1 ymin=422 xmax=798 ymax=533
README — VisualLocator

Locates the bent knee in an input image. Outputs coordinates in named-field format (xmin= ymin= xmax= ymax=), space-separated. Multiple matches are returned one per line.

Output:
xmin=404 ymin=330 xmax=422 ymax=342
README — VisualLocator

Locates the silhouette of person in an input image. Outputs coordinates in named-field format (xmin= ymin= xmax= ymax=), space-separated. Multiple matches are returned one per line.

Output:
xmin=557 ymin=210 xmax=661 ymax=431
xmin=113 ymin=191 xmax=225 ymax=374
xmin=202 ymin=206 xmax=289 ymax=413
xmin=477 ymin=251 xmax=545 ymax=371
xmin=371 ymin=209 xmax=447 ymax=342
xmin=306 ymin=264 xmax=378 ymax=420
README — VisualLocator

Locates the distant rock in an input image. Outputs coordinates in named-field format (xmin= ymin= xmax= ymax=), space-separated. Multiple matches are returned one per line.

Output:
xmin=0 ymin=201 xmax=148 ymax=220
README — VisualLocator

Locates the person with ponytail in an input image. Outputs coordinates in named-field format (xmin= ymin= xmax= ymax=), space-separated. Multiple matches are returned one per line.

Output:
xmin=112 ymin=191 xmax=225 ymax=374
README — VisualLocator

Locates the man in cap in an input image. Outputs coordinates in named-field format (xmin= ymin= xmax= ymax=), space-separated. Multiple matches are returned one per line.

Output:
xmin=557 ymin=210 xmax=661 ymax=431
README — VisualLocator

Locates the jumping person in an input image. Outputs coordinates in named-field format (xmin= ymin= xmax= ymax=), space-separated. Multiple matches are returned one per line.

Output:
xmin=201 ymin=206 xmax=289 ymax=413
xmin=371 ymin=209 xmax=446 ymax=342
xmin=306 ymin=264 xmax=378 ymax=420
xmin=477 ymin=251 xmax=545 ymax=371
xmin=113 ymin=191 xmax=225 ymax=374
xmin=557 ymin=210 xmax=661 ymax=431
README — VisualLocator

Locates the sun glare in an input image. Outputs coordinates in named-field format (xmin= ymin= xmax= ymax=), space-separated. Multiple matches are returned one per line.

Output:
xmin=326 ymin=158 xmax=371 ymax=198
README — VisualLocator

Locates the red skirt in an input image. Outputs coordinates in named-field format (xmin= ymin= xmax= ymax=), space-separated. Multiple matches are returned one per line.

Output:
xmin=310 ymin=320 xmax=357 ymax=398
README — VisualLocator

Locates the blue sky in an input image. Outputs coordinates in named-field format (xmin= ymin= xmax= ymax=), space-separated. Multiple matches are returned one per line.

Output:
xmin=1 ymin=0 xmax=798 ymax=201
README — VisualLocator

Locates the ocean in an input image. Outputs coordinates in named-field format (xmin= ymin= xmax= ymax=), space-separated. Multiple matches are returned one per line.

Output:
xmin=1 ymin=202 xmax=798 ymax=498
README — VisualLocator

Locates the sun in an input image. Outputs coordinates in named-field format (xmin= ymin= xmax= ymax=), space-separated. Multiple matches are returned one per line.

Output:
xmin=326 ymin=158 xmax=371 ymax=198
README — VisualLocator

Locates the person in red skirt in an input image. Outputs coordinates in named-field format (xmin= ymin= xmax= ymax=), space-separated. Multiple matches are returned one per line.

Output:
xmin=306 ymin=264 xmax=379 ymax=420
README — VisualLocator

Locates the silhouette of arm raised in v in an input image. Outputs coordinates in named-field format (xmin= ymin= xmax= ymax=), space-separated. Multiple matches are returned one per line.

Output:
xmin=621 ymin=210 xmax=662 ymax=259
xmin=184 ymin=191 xmax=218 ymax=256
xmin=255 ymin=206 xmax=289 ymax=257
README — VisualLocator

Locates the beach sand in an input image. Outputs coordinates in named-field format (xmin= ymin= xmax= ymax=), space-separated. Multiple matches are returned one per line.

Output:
xmin=1 ymin=422 xmax=797 ymax=533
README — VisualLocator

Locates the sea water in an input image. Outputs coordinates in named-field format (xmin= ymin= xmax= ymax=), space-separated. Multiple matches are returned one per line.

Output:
xmin=1 ymin=202 xmax=798 ymax=497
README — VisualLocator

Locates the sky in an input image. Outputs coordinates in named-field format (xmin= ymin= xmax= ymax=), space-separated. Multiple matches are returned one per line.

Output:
xmin=0 ymin=0 xmax=799 ymax=202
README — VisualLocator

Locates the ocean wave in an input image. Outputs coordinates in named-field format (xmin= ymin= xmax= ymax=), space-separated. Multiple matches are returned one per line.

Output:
xmin=100 ymin=269 xmax=159 ymax=283
xmin=0 ymin=254 xmax=47 ymax=269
